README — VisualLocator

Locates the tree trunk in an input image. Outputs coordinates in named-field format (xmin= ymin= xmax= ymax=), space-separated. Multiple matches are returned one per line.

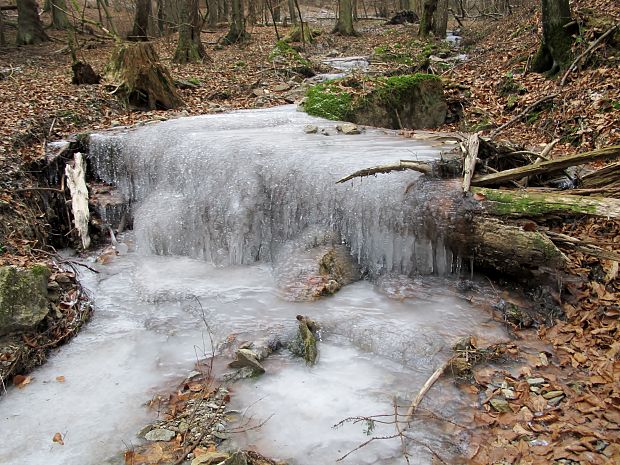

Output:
xmin=156 ymin=0 xmax=165 ymax=35
xmin=0 ymin=11 xmax=6 ymax=46
xmin=418 ymin=0 xmax=437 ymax=36
xmin=207 ymin=0 xmax=218 ymax=27
xmin=50 ymin=0 xmax=69 ymax=29
xmin=17 ymin=0 xmax=49 ymax=45
xmin=333 ymin=0 xmax=355 ymax=35
xmin=431 ymin=0 xmax=447 ymax=37
xmin=107 ymin=42 xmax=183 ymax=110
xmin=130 ymin=0 xmax=151 ymax=41
xmin=288 ymin=0 xmax=297 ymax=24
xmin=531 ymin=0 xmax=574 ymax=75
xmin=247 ymin=0 xmax=256 ymax=25
xmin=223 ymin=0 xmax=249 ymax=44
xmin=173 ymin=0 xmax=206 ymax=63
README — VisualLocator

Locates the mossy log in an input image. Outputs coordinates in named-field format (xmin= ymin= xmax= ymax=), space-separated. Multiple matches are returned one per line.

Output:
xmin=473 ymin=187 xmax=620 ymax=219
xmin=105 ymin=42 xmax=183 ymax=110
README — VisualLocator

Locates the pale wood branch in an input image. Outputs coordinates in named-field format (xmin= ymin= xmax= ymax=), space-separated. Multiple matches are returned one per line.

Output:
xmin=471 ymin=145 xmax=620 ymax=186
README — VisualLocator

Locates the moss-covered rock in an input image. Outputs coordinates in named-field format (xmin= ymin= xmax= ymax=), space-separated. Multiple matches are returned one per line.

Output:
xmin=269 ymin=40 xmax=314 ymax=77
xmin=0 ymin=265 xmax=50 ymax=336
xmin=303 ymin=73 xmax=447 ymax=130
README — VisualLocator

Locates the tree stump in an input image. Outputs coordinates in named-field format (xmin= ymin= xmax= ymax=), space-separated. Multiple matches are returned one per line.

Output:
xmin=71 ymin=61 xmax=101 ymax=85
xmin=105 ymin=42 xmax=183 ymax=110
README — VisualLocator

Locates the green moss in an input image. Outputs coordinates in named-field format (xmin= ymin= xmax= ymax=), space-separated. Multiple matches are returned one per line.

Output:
xmin=372 ymin=40 xmax=451 ymax=68
xmin=269 ymin=40 xmax=310 ymax=67
xmin=30 ymin=264 xmax=50 ymax=279
xmin=476 ymin=188 xmax=597 ymax=216
xmin=303 ymin=73 xmax=440 ymax=122
xmin=304 ymin=83 xmax=353 ymax=121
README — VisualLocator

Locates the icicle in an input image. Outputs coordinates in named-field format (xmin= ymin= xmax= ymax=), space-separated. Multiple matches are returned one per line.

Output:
xmin=65 ymin=152 xmax=91 ymax=249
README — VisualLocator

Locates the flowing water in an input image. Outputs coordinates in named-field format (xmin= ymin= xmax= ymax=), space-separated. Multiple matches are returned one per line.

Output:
xmin=0 ymin=106 xmax=508 ymax=465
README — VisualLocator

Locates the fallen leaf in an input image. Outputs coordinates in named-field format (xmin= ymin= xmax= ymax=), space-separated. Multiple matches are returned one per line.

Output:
xmin=52 ymin=432 xmax=64 ymax=445
xmin=13 ymin=375 xmax=31 ymax=388
xmin=56 ymin=376 xmax=65 ymax=383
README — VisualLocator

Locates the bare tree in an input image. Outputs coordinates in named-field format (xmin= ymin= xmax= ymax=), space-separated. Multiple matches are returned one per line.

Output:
xmin=130 ymin=0 xmax=151 ymax=41
xmin=532 ymin=0 xmax=574 ymax=75
xmin=223 ymin=0 xmax=249 ymax=44
xmin=17 ymin=0 xmax=49 ymax=45
xmin=418 ymin=0 xmax=436 ymax=36
xmin=333 ymin=0 xmax=356 ymax=35
xmin=207 ymin=0 xmax=218 ymax=27
xmin=173 ymin=0 xmax=206 ymax=63
xmin=288 ymin=0 xmax=298 ymax=24
xmin=50 ymin=0 xmax=69 ymax=29
xmin=432 ymin=0 xmax=448 ymax=37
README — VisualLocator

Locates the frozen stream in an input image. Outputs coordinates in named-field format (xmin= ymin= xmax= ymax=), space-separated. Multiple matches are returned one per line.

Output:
xmin=1 ymin=107 xmax=508 ymax=464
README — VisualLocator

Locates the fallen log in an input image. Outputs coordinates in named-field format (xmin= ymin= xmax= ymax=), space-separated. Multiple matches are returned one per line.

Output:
xmin=471 ymin=145 xmax=620 ymax=187
xmin=581 ymin=161 xmax=620 ymax=192
xmin=472 ymin=187 xmax=620 ymax=219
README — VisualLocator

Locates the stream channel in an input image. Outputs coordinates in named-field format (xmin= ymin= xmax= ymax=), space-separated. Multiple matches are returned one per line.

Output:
xmin=1 ymin=106 xmax=508 ymax=465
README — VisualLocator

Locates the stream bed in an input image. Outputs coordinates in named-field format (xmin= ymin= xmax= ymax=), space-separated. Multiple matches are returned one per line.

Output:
xmin=1 ymin=107 xmax=509 ymax=465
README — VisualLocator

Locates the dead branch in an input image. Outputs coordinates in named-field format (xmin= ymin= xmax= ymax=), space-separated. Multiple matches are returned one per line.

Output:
xmin=462 ymin=133 xmax=480 ymax=193
xmin=545 ymin=231 xmax=620 ymax=262
xmin=406 ymin=358 xmax=451 ymax=422
xmin=560 ymin=24 xmax=619 ymax=86
xmin=336 ymin=160 xmax=433 ymax=184
xmin=471 ymin=145 xmax=620 ymax=186
xmin=489 ymin=94 xmax=558 ymax=139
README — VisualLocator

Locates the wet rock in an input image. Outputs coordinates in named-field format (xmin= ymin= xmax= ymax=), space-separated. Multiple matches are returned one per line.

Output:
xmin=490 ymin=398 xmax=512 ymax=413
xmin=501 ymin=388 xmax=517 ymax=400
xmin=547 ymin=395 xmax=565 ymax=406
xmin=137 ymin=424 xmax=153 ymax=438
xmin=191 ymin=451 xmax=230 ymax=465
xmin=0 ymin=265 xmax=50 ymax=336
xmin=526 ymin=377 xmax=545 ymax=386
xmin=335 ymin=123 xmax=361 ymax=135
xmin=304 ymin=124 xmax=318 ymax=134
xmin=272 ymin=83 xmax=290 ymax=92
xmin=144 ymin=428 xmax=176 ymax=442
xmin=542 ymin=390 xmax=563 ymax=399
xmin=228 ymin=349 xmax=265 ymax=374
xmin=223 ymin=451 xmax=248 ymax=465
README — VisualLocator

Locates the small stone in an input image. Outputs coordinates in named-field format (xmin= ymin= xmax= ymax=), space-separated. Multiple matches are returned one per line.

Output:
xmin=542 ymin=390 xmax=564 ymax=399
xmin=253 ymin=88 xmax=268 ymax=97
xmin=191 ymin=451 xmax=230 ymax=465
xmin=144 ymin=428 xmax=176 ymax=442
xmin=547 ymin=395 xmax=565 ymax=406
xmin=137 ymin=424 xmax=153 ymax=438
xmin=272 ymin=83 xmax=290 ymax=92
xmin=111 ymin=120 xmax=122 ymax=127
xmin=490 ymin=398 xmax=512 ymax=413
xmin=212 ymin=431 xmax=229 ymax=440
xmin=335 ymin=123 xmax=361 ymax=135
xmin=228 ymin=349 xmax=265 ymax=374
xmin=530 ymin=386 xmax=541 ymax=393
xmin=304 ymin=124 xmax=318 ymax=134
xmin=178 ymin=421 xmax=189 ymax=433
xmin=501 ymin=388 xmax=517 ymax=400
xmin=223 ymin=451 xmax=248 ymax=465
xmin=206 ymin=403 xmax=221 ymax=410
xmin=526 ymin=377 xmax=545 ymax=386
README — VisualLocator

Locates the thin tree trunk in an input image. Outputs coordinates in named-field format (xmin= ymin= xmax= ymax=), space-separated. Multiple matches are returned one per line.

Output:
xmin=223 ymin=0 xmax=249 ymax=44
xmin=130 ymin=0 xmax=151 ymax=41
xmin=333 ymin=0 xmax=355 ymax=35
xmin=418 ymin=0 xmax=437 ymax=36
xmin=17 ymin=0 xmax=49 ymax=45
xmin=207 ymin=0 xmax=218 ymax=27
xmin=431 ymin=0 xmax=447 ymax=37
xmin=51 ymin=0 xmax=69 ymax=29
xmin=157 ymin=0 xmax=165 ymax=34
xmin=173 ymin=0 xmax=206 ymax=63
xmin=288 ymin=0 xmax=297 ymax=24
xmin=532 ymin=0 xmax=574 ymax=75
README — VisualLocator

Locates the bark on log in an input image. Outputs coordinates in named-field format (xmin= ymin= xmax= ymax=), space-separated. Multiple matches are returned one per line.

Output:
xmin=471 ymin=146 xmax=620 ymax=186
xmin=469 ymin=217 xmax=567 ymax=271
xmin=472 ymin=187 xmax=620 ymax=219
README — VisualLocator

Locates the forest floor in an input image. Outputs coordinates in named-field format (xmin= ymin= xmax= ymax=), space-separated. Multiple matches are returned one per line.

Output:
xmin=0 ymin=0 xmax=619 ymax=464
